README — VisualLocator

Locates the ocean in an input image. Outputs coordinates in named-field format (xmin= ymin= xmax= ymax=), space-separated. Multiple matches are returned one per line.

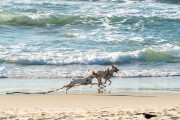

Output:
xmin=0 ymin=0 xmax=180 ymax=94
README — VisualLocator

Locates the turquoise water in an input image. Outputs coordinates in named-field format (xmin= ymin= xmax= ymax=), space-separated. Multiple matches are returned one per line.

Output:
xmin=0 ymin=0 xmax=180 ymax=79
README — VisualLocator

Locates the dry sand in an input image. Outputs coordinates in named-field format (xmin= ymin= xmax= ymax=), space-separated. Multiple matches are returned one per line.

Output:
xmin=0 ymin=94 xmax=180 ymax=120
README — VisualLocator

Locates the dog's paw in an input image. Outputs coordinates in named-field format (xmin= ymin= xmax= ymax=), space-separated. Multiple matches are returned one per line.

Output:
xmin=99 ymin=87 xmax=104 ymax=89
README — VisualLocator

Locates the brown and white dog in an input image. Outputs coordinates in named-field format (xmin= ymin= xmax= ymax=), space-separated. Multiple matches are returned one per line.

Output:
xmin=91 ymin=65 xmax=119 ymax=87
xmin=61 ymin=71 xmax=100 ymax=94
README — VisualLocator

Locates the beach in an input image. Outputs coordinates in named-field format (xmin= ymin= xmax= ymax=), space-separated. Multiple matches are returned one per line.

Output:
xmin=1 ymin=94 xmax=180 ymax=119
xmin=1 ymin=77 xmax=180 ymax=119
xmin=0 ymin=0 xmax=180 ymax=119
xmin=0 ymin=77 xmax=179 ymax=120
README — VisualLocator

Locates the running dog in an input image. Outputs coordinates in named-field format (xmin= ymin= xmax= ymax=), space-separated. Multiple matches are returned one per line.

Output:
xmin=61 ymin=71 xmax=99 ymax=94
xmin=92 ymin=65 xmax=119 ymax=87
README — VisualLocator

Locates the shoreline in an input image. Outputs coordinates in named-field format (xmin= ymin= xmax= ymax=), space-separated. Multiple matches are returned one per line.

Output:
xmin=1 ymin=94 xmax=180 ymax=119
xmin=1 ymin=77 xmax=180 ymax=94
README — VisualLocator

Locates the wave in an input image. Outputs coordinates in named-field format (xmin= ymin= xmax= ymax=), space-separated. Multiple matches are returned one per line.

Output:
xmin=59 ymin=0 xmax=180 ymax=4
xmin=143 ymin=50 xmax=178 ymax=62
xmin=75 ymin=0 xmax=180 ymax=4
xmin=0 ymin=68 xmax=179 ymax=79
xmin=0 ymin=49 xmax=179 ymax=66
xmin=154 ymin=0 xmax=180 ymax=4
xmin=0 ymin=12 xmax=98 ymax=27
xmin=0 ymin=75 xmax=8 ymax=78
xmin=0 ymin=11 xmax=179 ymax=27
xmin=109 ymin=16 xmax=180 ymax=30
xmin=118 ymin=69 xmax=180 ymax=78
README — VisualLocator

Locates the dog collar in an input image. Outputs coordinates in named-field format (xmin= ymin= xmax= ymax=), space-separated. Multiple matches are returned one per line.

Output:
xmin=105 ymin=68 xmax=113 ymax=78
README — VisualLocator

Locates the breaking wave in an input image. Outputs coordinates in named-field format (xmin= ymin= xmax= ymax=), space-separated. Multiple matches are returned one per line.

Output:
xmin=0 ymin=12 xmax=98 ymax=27
xmin=0 ymin=68 xmax=179 ymax=79
xmin=0 ymin=49 xmax=179 ymax=66
xmin=61 ymin=0 xmax=180 ymax=4
xmin=154 ymin=0 xmax=180 ymax=4
xmin=0 ymin=12 xmax=179 ymax=27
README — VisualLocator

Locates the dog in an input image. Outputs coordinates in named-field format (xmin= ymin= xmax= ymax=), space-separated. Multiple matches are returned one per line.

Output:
xmin=92 ymin=65 xmax=119 ymax=87
xmin=61 ymin=71 xmax=99 ymax=94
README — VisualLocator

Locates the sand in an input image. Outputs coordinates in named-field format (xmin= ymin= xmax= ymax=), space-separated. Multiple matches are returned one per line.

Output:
xmin=0 ymin=94 xmax=180 ymax=120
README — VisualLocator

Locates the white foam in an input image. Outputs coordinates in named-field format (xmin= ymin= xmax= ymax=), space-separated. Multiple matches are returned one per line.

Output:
xmin=0 ymin=67 xmax=5 ymax=72
xmin=117 ymin=69 xmax=180 ymax=78
xmin=0 ymin=43 xmax=179 ymax=66
xmin=1 ymin=68 xmax=179 ymax=79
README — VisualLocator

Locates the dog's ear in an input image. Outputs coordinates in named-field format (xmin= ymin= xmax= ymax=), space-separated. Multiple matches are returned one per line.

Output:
xmin=92 ymin=71 xmax=95 ymax=75
xmin=111 ymin=64 xmax=115 ymax=68
xmin=92 ymin=71 xmax=97 ymax=75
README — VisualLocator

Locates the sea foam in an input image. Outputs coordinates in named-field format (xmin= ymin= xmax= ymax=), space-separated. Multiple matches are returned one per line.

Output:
xmin=0 ymin=47 xmax=179 ymax=66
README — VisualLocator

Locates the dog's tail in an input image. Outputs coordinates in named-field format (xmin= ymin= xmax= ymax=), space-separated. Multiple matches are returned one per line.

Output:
xmin=46 ymin=85 xmax=67 ymax=93
xmin=87 ymin=68 xmax=90 ymax=73
xmin=60 ymin=85 xmax=67 ymax=89
xmin=71 ymin=76 xmax=75 ymax=81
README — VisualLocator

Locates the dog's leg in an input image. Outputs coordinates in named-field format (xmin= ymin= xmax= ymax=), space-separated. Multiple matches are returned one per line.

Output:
xmin=98 ymin=78 xmax=106 ymax=88
xmin=103 ymin=79 xmax=107 ymax=84
xmin=98 ymin=78 xmax=102 ymax=88
xmin=101 ymin=84 xmax=106 ymax=87
xmin=90 ymin=83 xmax=97 ymax=88
xmin=66 ymin=86 xmax=72 ymax=94
xmin=65 ymin=81 xmax=75 ymax=94
xmin=100 ymin=79 xmax=106 ymax=87
xmin=62 ymin=81 xmax=73 ymax=89
xmin=90 ymin=83 xmax=93 ymax=88
xmin=107 ymin=79 xmax=112 ymax=85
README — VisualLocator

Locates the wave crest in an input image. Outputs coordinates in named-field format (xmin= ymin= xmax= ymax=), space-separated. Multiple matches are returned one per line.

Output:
xmin=155 ymin=0 xmax=180 ymax=4
xmin=0 ymin=12 xmax=97 ymax=26
xmin=0 ymin=11 xmax=179 ymax=27
xmin=0 ymin=69 xmax=179 ymax=79
xmin=0 ymin=49 xmax=179 ymax=65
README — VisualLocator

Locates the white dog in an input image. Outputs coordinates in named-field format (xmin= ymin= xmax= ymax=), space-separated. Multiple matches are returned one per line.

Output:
xmin=61 ymin=71 xmax=99 ymax=94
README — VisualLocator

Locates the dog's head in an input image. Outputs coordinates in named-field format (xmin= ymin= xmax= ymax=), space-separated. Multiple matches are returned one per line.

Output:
xmin=86 ymin=75 xmax=94 ymax=84
xmin=111 ymin=65 xmax=119 ymax=73
xmin=87 ymin=75 xmax=94 ymax=80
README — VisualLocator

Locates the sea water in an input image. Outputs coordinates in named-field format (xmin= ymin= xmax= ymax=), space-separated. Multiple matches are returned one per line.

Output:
xmin=0 ymin=0 xmax=180 ymax=94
